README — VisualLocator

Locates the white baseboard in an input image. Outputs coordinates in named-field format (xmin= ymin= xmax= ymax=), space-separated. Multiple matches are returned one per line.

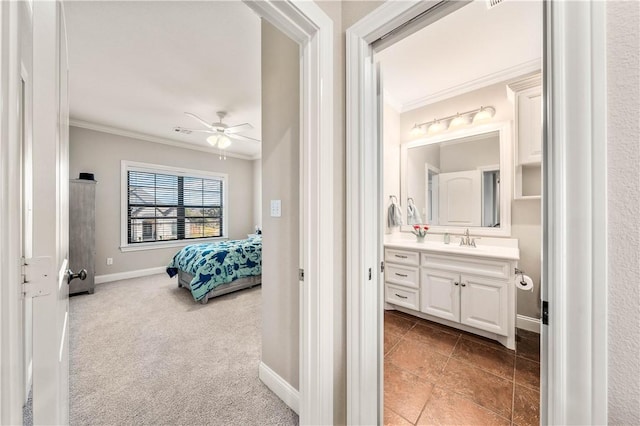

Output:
xmin=517 ymin=314 xmax=541 ymax=333
xmin=95 ymin=266 xmax=166 ymax=284
xmin=258 ymin=362 xmax=299 ymax=415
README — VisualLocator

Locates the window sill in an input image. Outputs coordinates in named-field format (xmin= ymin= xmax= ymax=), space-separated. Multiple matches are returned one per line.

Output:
xmin=120 ymin=236 xmax=229 ymax=252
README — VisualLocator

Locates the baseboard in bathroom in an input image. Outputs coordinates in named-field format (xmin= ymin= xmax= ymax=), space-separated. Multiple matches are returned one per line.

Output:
xmin=516 ymin=314 xmax=541 ymax=333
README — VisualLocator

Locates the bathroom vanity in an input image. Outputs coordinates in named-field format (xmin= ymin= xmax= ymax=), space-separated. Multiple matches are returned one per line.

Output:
xmin=384 ymin=235 xmax=519 ymax=349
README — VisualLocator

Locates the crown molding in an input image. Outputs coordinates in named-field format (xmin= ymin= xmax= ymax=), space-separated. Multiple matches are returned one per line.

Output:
xmin=383 ymin=91 xmax=403 ymax=113
xmin=69 ymin=119 xmax=260 ymax=161
xmin=400 ymin=58 xmax=542 ymax=113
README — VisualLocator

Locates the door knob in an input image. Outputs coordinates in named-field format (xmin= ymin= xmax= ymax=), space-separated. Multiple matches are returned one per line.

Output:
xmin=67 ymin=268 xmax=87 ymax=285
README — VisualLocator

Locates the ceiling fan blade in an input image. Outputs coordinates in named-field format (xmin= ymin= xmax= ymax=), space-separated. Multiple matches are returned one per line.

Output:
xmin=175 ymin=127 xmax=215 ymax=134
xmin=225 ymin=123 xmax=253 ymax=134
xmin=184 ymin=112 xmax=214 ymax=129
xmin=228 ymin=133 xmax=261 ymax=143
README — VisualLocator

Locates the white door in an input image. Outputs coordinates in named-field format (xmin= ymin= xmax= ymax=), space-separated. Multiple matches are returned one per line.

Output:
xmin=438 ymin=170 xmax=481 ymax=226
xmin=420 ymin=269 xmax=460 ymax=322
xmin=459 ymin=274 xmax=508 ymax=336
xmin=30 ymin=2 xmax=71 ymax=424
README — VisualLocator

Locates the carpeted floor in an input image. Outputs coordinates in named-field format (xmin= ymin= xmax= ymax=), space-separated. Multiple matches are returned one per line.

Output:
xmin=69 ymin=273 xmax=298 ymax=426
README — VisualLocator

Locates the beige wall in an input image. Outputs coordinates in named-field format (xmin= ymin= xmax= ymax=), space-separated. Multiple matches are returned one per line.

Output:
xmin=252 ymin=159 xmax=262 ymax=229
xmin=69 ymin=126 xmax=255 ymax=276
xmin=396 ymin=82 xmax=542 ymax=318
xmin=260 ymin=21 xmax=300 ymax=390
xmin=607 ymin=1 xmax=640 ymax=423
xmin=384 ymin=102 xmax=401 ymax=233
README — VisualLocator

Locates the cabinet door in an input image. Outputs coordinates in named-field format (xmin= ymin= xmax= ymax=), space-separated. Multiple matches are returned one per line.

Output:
xmin=460 ymin=275 xmax=508 ymax=336
xmin=517 ymin=86 xmax=542 ymax=164
xmin=420 ymin=269 xmax=460 ymax=322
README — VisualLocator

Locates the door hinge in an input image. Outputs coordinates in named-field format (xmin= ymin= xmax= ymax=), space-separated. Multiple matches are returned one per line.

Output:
xmin=380 ymin=261 xmax=385 ymax=273
xmin=542 ymin=300 xmax=549 ymax=325
xmin=299 ymin=268 xmax=304 ymax=282
xmin=21 ymin=256 xmax=53 ymax=298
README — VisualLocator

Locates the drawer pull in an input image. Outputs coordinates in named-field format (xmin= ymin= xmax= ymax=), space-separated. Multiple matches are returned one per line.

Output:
xmin=394 ymin=254 xmax=408 ymax=259
xmin=395 ymin=273 xmax=408 ymax=278
xmin=395 ymin=293 xmax=408 ymax=299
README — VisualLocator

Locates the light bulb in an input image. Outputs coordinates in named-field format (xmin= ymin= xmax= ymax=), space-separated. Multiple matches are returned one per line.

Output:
xmin=449 ymin=113 xmax=471 ymax=128
xmin=428 ymin=120 xmax=446 ymax=134
xmin=473 ymin=106 xmax=495 ymax=123
xmin=410 ymin=124 xmax=426 ymax=137
xmin=217 ymin=135 xmax=232 ymax=149
xmin=206 ymin=134 xmax=220 ymax=146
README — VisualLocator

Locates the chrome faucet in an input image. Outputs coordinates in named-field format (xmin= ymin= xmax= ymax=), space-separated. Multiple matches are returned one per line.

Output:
xmin=459 ymin=229 xmax=478 ymax=247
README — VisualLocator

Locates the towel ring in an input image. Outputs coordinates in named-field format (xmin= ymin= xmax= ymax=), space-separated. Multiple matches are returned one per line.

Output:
xmin=389 ymin=195 xmax=398 ymax=203
xmin=407 ymin=197 xmax=415 ymax=205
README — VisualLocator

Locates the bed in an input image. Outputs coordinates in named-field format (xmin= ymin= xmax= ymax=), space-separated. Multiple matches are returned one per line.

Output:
xmin=166 ymin=236 xmax=262 ymax=304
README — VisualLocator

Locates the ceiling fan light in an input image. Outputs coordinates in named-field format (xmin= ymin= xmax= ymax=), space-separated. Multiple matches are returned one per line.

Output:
xmin=206 ymin=134 xmax=220 ymax=146
xmin=217 ymin=135 xmax=232 ymax=149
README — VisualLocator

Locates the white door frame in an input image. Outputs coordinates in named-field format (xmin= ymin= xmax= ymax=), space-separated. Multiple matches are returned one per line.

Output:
xmin=346 ymin=1 xmax=607 ymax=425
xmin=0 ymin=1 xmax=30 ymax=424
xmin=241 ymin=2 xmax=335 ymax=424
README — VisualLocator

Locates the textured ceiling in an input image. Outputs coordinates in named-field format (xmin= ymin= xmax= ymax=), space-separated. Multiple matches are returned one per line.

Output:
xmin=65 ymin=1 xmax=261 ymax=158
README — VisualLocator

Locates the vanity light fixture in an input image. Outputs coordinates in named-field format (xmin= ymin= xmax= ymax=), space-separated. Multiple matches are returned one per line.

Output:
xmin=472 ymin=106 xmax=496 ymax=123
xmin=410 ymin=106 xmax=496 ymax=136
xmin=410 ymin=123 xmax=427 ymax=136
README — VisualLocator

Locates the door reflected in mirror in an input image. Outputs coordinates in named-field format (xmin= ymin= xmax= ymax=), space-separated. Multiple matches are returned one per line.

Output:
xmin=401 ymin=124 xmax=511 ymax=236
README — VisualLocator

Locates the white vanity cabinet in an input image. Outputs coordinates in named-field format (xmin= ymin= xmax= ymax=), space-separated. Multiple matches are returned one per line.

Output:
xmin=384 ymin=249 xmax=420 ymax=311
xmin=384 ymin=243 xmax=518 ymax=349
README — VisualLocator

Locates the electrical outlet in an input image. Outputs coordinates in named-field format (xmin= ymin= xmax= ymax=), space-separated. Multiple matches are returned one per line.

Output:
xmin=106 ymin=257 xmax=113 ymax=266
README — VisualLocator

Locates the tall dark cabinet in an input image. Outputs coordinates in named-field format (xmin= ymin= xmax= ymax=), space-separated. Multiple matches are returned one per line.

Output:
xmin=69 ymin=178 xmax=96 ymax=294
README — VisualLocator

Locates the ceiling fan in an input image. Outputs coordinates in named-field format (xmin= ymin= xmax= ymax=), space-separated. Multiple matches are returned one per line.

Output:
xmin=173 ymin=111 xmax=261 ymax=149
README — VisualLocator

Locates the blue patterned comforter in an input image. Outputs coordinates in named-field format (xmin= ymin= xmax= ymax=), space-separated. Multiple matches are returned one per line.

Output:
xmin=166 ymin=236 xmax=262 ymax=301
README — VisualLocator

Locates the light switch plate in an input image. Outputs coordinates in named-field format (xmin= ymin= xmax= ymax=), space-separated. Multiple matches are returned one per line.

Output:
xmin=270 ymin=200 xmax=282 ymax=217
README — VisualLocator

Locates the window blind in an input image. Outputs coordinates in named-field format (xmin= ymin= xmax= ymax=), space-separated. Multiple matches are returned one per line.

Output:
xmin=127 ymin=170 xmax=224 ymax=244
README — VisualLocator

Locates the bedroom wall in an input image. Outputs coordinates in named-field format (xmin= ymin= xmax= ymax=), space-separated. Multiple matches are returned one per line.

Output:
xmin=399 ymin=82 xmax=542 ymax=320
xmin=252 ymin=159 xmax=262 ymax=230
xmin=260 ymin=21 xmax=300 ymax=390
xmin=68 ymin=126 xmax=255 ymax=277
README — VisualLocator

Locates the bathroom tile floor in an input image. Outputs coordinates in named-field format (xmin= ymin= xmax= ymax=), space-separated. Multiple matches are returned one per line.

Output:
xmin=384 ymin=310 xmax=540 ymax=426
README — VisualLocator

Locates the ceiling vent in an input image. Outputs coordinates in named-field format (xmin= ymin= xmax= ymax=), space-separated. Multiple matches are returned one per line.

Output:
xmin=173 ymin=127 xmax=192 ymax=135
xmin=487 ymin=0 xmax=504 ymax=9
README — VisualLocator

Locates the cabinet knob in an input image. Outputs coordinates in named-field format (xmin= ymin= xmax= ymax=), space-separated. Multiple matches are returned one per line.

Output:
xmin=461 ymin=282 xmax=467 ymax=287
xmin=454 ymin=282 xmax=459 ymax=286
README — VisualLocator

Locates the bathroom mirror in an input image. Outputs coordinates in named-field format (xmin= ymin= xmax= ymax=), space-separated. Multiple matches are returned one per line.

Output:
xmin=400 ymin=122 xmax=512 ymax=236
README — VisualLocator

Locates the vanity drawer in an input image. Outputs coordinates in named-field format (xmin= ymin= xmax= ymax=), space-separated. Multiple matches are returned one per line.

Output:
xmin=422 ymin=253 xmax=511 ymax=280
xmin=385 ymin=249 xmax=419 ymax=266
xmin=385 ymin=283 xmax=419 ymax=311
xmin=385 ymin=264 xmax=419 ymax=288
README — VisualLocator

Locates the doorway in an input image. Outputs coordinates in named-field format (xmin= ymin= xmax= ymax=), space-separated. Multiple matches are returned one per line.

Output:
xmin=346 ymin=1 xmax=608 ymax=425
xmin=1 ymin=1 xmax=335 ymax=424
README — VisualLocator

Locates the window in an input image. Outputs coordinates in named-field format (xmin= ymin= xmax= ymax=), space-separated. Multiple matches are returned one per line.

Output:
xmin=122 ymin=161 xmax=227 ymax=250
